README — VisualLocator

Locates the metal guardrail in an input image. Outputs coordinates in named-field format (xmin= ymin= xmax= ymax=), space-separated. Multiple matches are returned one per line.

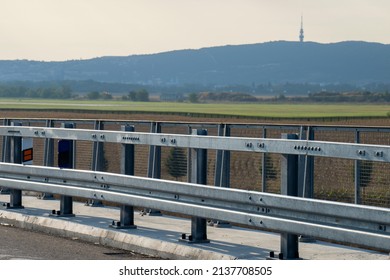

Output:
xmin=3 ymin=118 xmax=390 ymax=205
xmin=1 ymin=126 xmax=390 ymax=162
xmin=0 ymin=162 xmax=390 ymax=253
xmin=0 ymin=124 xmax=389 ymax=259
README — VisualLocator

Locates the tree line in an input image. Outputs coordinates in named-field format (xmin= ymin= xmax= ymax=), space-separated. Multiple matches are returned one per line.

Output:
xmin=86 ymin=89 xmax=150 ymax=101
xmin=0 ymin=84 xmax=72 ymax=99
xmin=1 ymin=82 xmax=389 ymax=103
xmin=283 ymin=91 xmax=390 ymax=103
xmin=186 ymin=91 xmax=390 ymax=103
xmin=0 ymin=84 xmax=150 ymax=102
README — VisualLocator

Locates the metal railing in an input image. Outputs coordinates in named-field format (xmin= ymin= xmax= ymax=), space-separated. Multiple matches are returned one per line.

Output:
xmin=0 ymin=119 xmax=389 ymax=259
xmin=2 ymin=118 xmax=390 ymax=206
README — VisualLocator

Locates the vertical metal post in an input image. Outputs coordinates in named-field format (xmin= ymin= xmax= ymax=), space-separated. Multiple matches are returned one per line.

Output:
xmin=298 ymin=126 xmax=314 ymax=198
xmin=87 ymin=120 xmax=105 ymax=207
xmin=298 ymin=126 xmax=316 ymax=243
xmin=355 ymin=130 xmax=361 ymax=205
xmin=210 ymin=124 xmax=231 ymax=227
xmin=147 ymin=122 xmax=161 ymax=179
xmin=280 ymin=133 xmax=299 ymax=259
xmin=52 ymin=123 xmax=75 ymax=217
xmin=214 ymin=124 xmax=230 ymax=188
xmin=110 ymin=125 xmax=137 ymax=229
xmin=214 ymin=125 xmax=223 ymax=187
xmin=298 ymin=126 xmax=306 ymax=198
xmin=40 ymin=119 xmax=55 ymax=199
xmin=143 ymin=122 xmax=162 ymax=216
xmin=0 ymin=119 xmax=11 ymax=194
xmin=261 ymin=127 xmax=267 ymax=192
xmin=91 ymin=120 xmax=105 ymax=172
xmin=1 ymin=119 xmax=11 ymax=162
xmin=187 ymin=126 xmax=192 ymax=182
xmin=181 ymin=129 xmax=209 ymax=243
xmin=306 ymin=128 xmax=315 ymax=199
xmin=7 ymin=122 xmax=24 ymax=209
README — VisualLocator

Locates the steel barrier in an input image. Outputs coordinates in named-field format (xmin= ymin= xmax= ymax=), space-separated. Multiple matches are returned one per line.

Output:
xmin=0 ymin=121 xmax=389 ymax=259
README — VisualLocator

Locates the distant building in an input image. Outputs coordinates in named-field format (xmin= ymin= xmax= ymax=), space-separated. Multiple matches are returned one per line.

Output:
xmin=299 ymin=16 xmax=304 ymax=42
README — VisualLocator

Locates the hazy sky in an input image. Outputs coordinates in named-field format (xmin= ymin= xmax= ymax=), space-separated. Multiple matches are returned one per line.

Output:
xmin=0 ymin=0 xmax=389 ymax=61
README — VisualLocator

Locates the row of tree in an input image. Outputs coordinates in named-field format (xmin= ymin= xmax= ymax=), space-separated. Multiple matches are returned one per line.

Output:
xmin=275 ymin=91 xmax=390 ymax=103
xmin=0 ymin=84 xmax=151 ymax=102
xmin=85 ymin=89 xmax=150 ymax=101
xmin=0 ymin=82 xmax=389 ymax=103
xmin=306 ymin=91 xmax=390 ymax=103
xmin=86 ymin=91 xmax=113 ymax=100
xmin=186 ymin=90 xmax=390 ymax=103
xmin=2 ymin=79 xmax=390 ymax=97
xmin=0 ymin=85 xmax=72 ymax=99
xmin=123 ymin=89 xmax=149 ymax=101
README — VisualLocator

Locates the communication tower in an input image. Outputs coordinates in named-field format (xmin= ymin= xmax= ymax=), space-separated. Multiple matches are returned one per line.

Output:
xmin=299 ymin=16 xmax=304 ymax=42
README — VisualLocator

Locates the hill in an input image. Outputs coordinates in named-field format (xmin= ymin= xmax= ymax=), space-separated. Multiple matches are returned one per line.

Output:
xmin=0 ymin=41 xmax=389 ymax=86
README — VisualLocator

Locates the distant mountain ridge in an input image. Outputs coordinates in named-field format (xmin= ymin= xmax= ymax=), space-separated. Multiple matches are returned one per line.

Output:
xmin=0 ymin=41 xmax=389 ymax=86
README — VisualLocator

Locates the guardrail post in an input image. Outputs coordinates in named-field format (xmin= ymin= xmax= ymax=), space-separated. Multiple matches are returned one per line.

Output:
xmin=280 ymin=133 xmax=299 ymax=259
xmin=354 ymin=130 xmax=361 ymax=205
xmin=298 ymin=126 xmax=314 ymax=199
xmin=40 ymin=119 xmax=55 ymax=200
xmin=143 ymin=122 xmax=162 ymax=216
xmin=6 ymin=122 xmax=24 ymax=209
xmin=180 ymin=128 xmax=210 ymax=243
xmin=86 ymin=120 xmax=105 ymax=207
xmin=52 ymin=123 xmax=75 ymax=217
xmin=214 ymin=124 xmax=230 ymax=188
xmin=261 ymin=127 xmax=267 ymax=192
xmin=110 ymin=125 xmax=137 ymax=229
xmin=298 ymin=126 xmax=316 ymax=243
xmin=0 ymin=119 xmax=11 ymax=194
xmin=210 ymin=124 xmax=231 ymax=227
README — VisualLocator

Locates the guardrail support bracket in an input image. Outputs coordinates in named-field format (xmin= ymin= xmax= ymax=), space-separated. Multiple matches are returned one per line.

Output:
xmin=180 ymin=129 xmax=210 ymax=244
xmin=110 ymin=125 xmax=137 ymax=229
xmin=280 ymin=133 xmax=300 ymax=260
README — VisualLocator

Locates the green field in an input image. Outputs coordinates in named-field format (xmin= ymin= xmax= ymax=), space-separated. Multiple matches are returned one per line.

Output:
xmin=0 ymin=99 xmax=389 ymax=118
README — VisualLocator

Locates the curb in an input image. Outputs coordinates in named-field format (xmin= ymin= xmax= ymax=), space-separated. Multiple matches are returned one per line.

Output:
xmin=0 ymin=209 xmax=235 ymax=260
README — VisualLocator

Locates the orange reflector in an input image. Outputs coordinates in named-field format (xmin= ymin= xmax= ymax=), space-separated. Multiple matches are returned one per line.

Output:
xmin=23 ymin=148 xmax=33 ymax=162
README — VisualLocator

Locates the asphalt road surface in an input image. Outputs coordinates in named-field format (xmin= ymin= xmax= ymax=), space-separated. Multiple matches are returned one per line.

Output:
xmin=0 ymin=224 xmax=159 ymax=260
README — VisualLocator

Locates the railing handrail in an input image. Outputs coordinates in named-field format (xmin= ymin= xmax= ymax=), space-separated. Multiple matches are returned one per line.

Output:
xmin=0 ymin=125 xmax=389 ymax=162
xmin=2 ymin=117 xmax=390 ymax=131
